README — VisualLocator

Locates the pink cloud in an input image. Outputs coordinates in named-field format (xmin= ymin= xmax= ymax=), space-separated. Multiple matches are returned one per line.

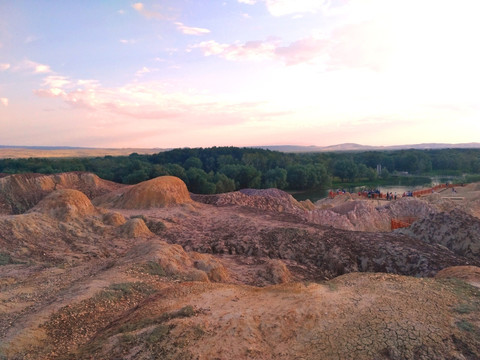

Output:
xmin=175 ymin=22 xmax=210 ymax=36
xmin=193 ymin=40 xmax=277 ymax=61
xmin=0 ymin=98 xmax=8 ymax=107
xmin=34 ymin=78 xmax=274 ymax=127
xmin=327 ymin=20 xmax=394 ymax=72
xmin=194 ymin=20 xmax=393 ymax=71
xmin=0 ymin=63 xmax=10 ymax=71
xmin=42 ymin=75 xmax=72 ymax=88
xmin=132 ymin=2 xmax=168 ymax=20
xmin=275 ymin=37 xmax=328 ymax=65
xmin=14 ymin=59 xmax=52 ymax=74
xmin=238 ymin=0 xmax=330 ymax=16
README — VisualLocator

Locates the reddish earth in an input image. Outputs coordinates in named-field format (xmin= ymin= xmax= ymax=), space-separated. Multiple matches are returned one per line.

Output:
xmin=1 ymin=173 xmax=480 ymax=359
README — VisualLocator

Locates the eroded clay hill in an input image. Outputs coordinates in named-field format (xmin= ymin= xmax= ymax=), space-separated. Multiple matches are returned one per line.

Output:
xmin=0 ymin=172 xmax=123 ymax=215
xmin=93 ymin=175 xmax=192 ymax=209
xmin=1 ymin=173 xmax=480 ymax=359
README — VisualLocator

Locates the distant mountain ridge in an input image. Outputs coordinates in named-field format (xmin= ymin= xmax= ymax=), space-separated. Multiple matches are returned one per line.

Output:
xmin=1 ymin=143 xmax=480 ymax=159
xmin=258 ymin=142 xmax=480 ymax=152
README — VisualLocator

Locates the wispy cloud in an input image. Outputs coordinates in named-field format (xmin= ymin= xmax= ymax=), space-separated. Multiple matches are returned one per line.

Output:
xmin=193 ymin=39 xmax=278 ymax=61
xmin=0 ymin=63 xmax=10 ymax=71
xmin=194 ymin=19 xmax=393 ymax=71
xmin=119 ymin=39 xmax=137 ymax=45
xmin=238 ymin=0 xmax=330 ymax=16
xmin=135 ymin=66 xmax=156 ymax=77
xmin=132 ymin=2 xmax=168 ymax=20
xmin=0 ymin=98 xmax=8 ymax=107
xmin=42 ymin=75 xmax=72 ymax=88
xmin=34 ymin=74 xmax=272 ymax=127
xmin=275 ymin=37 xmax=328 ymax=65
xmin=14 ymin=59 xmax=52 ymax=74
xmin=174 ymin=22 xmax=210 ymax=36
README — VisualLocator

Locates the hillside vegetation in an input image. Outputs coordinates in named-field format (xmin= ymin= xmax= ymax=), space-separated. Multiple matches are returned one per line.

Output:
xmin=1 ymin=147 xmax=480 ymax=195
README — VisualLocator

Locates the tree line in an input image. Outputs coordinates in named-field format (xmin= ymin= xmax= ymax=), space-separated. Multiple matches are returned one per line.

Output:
xmin=0 ymin=147 xmax=479 ymax=194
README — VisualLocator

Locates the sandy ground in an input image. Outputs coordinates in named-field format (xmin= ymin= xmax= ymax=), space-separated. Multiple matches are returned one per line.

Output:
xmin=1 ymin=174 xmax=480 ymax=359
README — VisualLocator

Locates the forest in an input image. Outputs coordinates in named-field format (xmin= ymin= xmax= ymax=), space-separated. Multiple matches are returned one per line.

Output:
xmin=1 ymin=147 xmax=480 ymax=194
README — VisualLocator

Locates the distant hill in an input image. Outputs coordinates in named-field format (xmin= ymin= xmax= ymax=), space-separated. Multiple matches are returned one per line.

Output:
xmin=258 ymin=142 xmax=480 ymax=152
xmin=1 ymin=142 xmax=480 ymax=159
xmin=0 ymin=147 xmax=165 ymax=159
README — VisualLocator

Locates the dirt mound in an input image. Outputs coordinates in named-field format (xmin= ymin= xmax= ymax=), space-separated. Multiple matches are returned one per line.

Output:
xmin=125 ymin=241 xmax=228 ymax=282
xmin=189 ymin=252 xmax=230 ymax=282
xmin=28 ymin=189 xmax=97 ymax=221
xmin=102 ymin=211 xmax=126 ymax=226
xmin=94 ymin=176 xmax=192 ymax=209
xmin=397 ymin=209 xmax=480 ymax=259
xmin=382 ymin=196 xmax=438 ymax=219
xmin=192 ymin=188 xmax=306 ymax=214
xmin=0 ymin=172 xmax=122 ymax=214
xmin=299 ymin=199 xmax=316 ymax=210
xmin=306 ymin=196 xmax=440 ymax=232
xmin=435 ymin=266 xmax=480 ymax=287
xmin=315 ymin=192 xmax=353 ymax=209
xmin=260 ymin=259 xmax=292 ymax=284
xmin=119 ymin=218 xmax=154 ymax=238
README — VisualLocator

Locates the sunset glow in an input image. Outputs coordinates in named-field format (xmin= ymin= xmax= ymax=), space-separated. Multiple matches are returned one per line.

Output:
xmin=1 ymin=0 xmax=479 ymax=148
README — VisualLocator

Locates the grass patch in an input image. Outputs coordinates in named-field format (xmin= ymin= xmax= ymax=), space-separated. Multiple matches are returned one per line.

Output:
xmin=0 ymin=252 xmax=13 ymax=266
xmin=437 ymin=278 xmax=480 ymax=300
xmin=118 ymin=333 xmax=137 ymax=346
xmin=327 ymin=282 xmax=338 ymax=292
xmin=117 ymin=305 xmax=196 ymax=334
xmin=142 ymin=261 xmax=166 ymax=277
xmin=95 ymin=282 xmax=156 ymax=302
xmin=456 ymin=320 xmax=476 ymax=333
xmin=0 ymin=252 xmax=23 ymax=266
xmin=454 ymin=303 xmax=476 ymax=314
xmin=146 ymin=324 xmax=170 ymax=344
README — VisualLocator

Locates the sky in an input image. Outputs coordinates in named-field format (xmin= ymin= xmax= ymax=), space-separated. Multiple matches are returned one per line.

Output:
xmin=1 ymin=0 xmax=480 ymax=148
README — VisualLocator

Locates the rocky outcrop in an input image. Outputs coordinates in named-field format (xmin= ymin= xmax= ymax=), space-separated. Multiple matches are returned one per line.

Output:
xmin=397 ymin=209 xmax=480 ymax=259
xmin=192 ymin=188 xmax=308 ymax=214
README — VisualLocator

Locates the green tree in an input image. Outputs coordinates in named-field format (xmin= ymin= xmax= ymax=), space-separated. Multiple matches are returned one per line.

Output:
xmin=124 ymin=169 xmax=149 ymax=184
xmin=287 ymin=165 xmax=309 ymax=190
xmin=263 ymin=167 xmax=288 ymax=189
xmin=183 ymin=156 xmax=203 ymax=170
xmin=333 ymin=159 xmax=358 ymax=182
xmin=214 ymin=173 xmax=236 ymax=193
xmin=164 ymin=164 xmax=187 ymax=181
xmin=186 ymin=168 xmax=216 ymax=194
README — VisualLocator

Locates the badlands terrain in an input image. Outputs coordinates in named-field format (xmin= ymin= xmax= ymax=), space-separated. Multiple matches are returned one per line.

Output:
xmin=0 ymin=172 xmax=480 ymax=359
